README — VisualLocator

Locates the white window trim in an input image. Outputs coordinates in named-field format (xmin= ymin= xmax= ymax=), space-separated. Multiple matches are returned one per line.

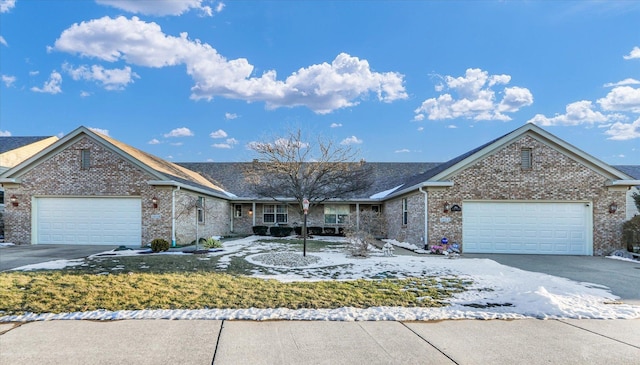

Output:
xmin=402 ymin=198 xmax=408 ymax=225
xmin=263 ymin=204 xmax=288 ymax=224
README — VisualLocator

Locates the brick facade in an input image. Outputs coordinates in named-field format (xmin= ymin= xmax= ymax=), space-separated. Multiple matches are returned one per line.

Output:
xmin=384 ymin=135 xmax=628 ymax=255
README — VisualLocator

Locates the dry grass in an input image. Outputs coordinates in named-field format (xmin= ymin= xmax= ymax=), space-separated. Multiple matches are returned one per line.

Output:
xmin=0 ymin=272 xmax=468 ymax=315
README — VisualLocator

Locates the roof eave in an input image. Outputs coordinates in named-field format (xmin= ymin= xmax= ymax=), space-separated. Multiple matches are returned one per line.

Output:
xmin=384 ymin=181 xmax=454 ymax=200
xmin=606 ymin=180 xmax=640 ymax=187
xmin=148 ymin=180 xmax=233 ymax=200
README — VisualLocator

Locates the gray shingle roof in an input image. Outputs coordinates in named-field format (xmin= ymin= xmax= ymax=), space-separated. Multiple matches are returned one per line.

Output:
xmin=614 ymin=165 xmax=640 ymax=180
xmin=177 ymin=162 xmax=441 ymax=200
xmin=0 ymin=136 xmax=53 ymax=154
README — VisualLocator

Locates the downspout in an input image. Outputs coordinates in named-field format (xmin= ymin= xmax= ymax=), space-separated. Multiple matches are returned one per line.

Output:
xmin=171 ymin=186 xmax=180 ymax=247
xmin=419 ymin=186 xmax=428 ymax=250
xmin=229 ymin=204 xmax=234 ymax=233
xmin=252 ymin=202 xmax=256 ymax=226
xmin=356 ymin=203 xmax=360 ymax=231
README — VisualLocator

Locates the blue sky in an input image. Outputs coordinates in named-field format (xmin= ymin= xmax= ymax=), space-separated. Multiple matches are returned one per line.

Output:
xmin=1 ymin=0 xmax=639 ymax=164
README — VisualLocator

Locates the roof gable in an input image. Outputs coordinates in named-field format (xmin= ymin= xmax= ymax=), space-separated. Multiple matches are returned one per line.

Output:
xmin=385 ymin=123 xmax=635 ymax=199
xmin=0 ymin=136 xmax=58 ymax=168
xmin=0 ymin=127 xmax=231 ymax=198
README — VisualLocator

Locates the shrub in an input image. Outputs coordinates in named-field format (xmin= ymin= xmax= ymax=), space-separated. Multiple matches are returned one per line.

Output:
xmin=294 ymin=226 xmax=303 ymax=235
xmin=203 ymin=237 xmax=223 ymax=249
xmin=308 ymin=226 xmax=323 ymax=235
xmin=622 ymin=216 xmax=640 ymax=252
xmin=269 ymin=226 xmax=293 ymax=237
xmin=252 ymin=226 xmax=269 ymax=236
xmin=323 ymin=227 xmax=336 ymax=235
xmin=150 ymin=238 xmax=170 ymax=253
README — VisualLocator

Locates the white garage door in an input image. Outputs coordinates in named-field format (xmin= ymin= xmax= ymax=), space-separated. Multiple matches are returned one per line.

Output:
xmin=462 ymin=201 xmax=592 ymax=255
xmin=36 ymin=197 xmax=141 ymax=245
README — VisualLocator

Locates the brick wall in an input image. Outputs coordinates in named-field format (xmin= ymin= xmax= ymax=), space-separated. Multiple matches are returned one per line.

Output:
xmin=382 ymin=135 xmax=627 ymax=255
xmin=173 ymin=190 xmax=230 ymax=245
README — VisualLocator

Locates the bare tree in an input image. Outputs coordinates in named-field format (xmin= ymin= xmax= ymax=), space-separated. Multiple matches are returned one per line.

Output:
xmin=246 ymin=129 xmax=372 ymax=209
xmin=245 ymin=129 xmax=372 ymax=254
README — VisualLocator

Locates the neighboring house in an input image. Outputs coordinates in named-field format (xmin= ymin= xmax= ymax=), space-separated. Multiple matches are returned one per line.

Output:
xmin=0 ymin=124 xmax=638 ymax=256
xmin=0 ymin=136 xmax=59 ymax=240
xmin=612 ymin=165 xmax=640 ymax=220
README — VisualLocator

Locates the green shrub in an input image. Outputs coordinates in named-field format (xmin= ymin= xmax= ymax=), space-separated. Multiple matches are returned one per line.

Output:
xmin=622 ymin=216 xmax=640 ymax=252
xmin=252 ymin=226 xmax=269 ymax=236
xmin=269 ymin=226 xmax=293 ymax=237
xmin=308 ymin=226 xmax=323 ymax=235
xmin=150 ymin=238 xmax=170 ymax=253
xmin=203 ymin=237 xmax=223 ymax=249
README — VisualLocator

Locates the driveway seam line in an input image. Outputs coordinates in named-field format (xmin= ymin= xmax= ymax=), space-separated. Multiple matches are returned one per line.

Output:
xmin=211 ymin=319 xmax=225 ymax=364
xmin=558 ymin=320 xmax=640 ymax=349
xmin=400 ymin=322 xmax=459 ymax=364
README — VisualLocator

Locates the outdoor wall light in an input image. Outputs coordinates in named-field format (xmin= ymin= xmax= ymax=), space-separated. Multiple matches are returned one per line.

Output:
xmin=151 ymin=196 xmax=158 ymax=209
xmin=9 ymin=195 xmax=18 ymax=207
xmin=443 ymin=202 xmax=450 ymax=213
xmin=248 ymin=208 xmax=253 ymax=215
xmin=609 ymin=202 xmax=618 ymax=214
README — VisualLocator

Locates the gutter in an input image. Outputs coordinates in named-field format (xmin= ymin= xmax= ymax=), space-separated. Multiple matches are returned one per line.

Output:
xmin=419 ymin=186 xmax=428 ymax=249
xmin=148 ymin=180 xmax=232 ymax=200
xmin=385 ymin=181 xmax=454 ymax=200
xmin=606 ymin=180 xmax=640 ymax=187
xmin=172 ymin=186 xmax=180 ymax=247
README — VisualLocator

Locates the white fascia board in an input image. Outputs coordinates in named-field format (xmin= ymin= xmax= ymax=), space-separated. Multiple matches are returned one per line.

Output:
xmin=606 ymin=180 xmax=640 ymax=187
xmin=384 ymin=181 xmax=454 ymax=200
xmin=0 ymin=178 xmax=19 ymax=184
xmin=148 ymin=180 xmax=232 ymax=200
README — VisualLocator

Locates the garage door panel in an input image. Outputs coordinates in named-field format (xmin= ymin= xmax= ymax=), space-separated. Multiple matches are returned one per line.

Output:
xmin=36 ymin=197 xmax=141 ymax=245
xmin=463 ymin=201 xmax=591 ymax=255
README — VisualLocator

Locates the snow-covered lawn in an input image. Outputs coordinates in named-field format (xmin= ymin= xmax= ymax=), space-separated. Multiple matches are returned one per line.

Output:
xmin=3 ymin=235 xmax=639 ymax=322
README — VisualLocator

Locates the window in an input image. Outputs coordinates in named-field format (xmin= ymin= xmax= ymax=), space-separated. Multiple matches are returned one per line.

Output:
xmin=371 ymin=205 xmax=380 ymax=213
xmin=234 ymin=204 xmax=242 ymax=218
xmin=0 ymin=190 xmax=4 ymax=205
xmin=80 ymin=149 xmax=91 ymax=170
xmin=197 ymin=197 xmax=205 ymax=223
xmin=263 ymin=204 xmax=288 ymax=224
xmin=324 ymin=205 xmax=350 ymax=224
xmin=521 ymin=148 xmax=532 ymax=169
xmin=402 ymin=198 xmax=408 ymax=225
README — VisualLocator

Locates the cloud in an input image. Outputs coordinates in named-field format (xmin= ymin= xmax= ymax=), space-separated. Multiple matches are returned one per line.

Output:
xmin=527 ymin=100 xmax=618 ymax=126
xmin=164 ymin=127 xmax=194 ymax=137
xmin=80 ymin=90 xmax=91 ymax=97
xmin=604 ymin=78 xmax=640 ymax=88
xmin=31 ymin=71 xmax=62 ymax=94
xmin=148 ymin=138 xmax=161 ymax=145
xmin=604 ymin=118 xmax=640 ymax=140
xmin=170 ymin=142 xmax=184 ymax=146
xmin=63 ymin=63 xmax=139 ymax=90
xmin=340 ymin=136 xmax=363 ymax=145
xmin=597 ymin=86 xmax=640 ymax=113
xmin=2 ymin=74 xmax=16 ymax=87
xmin=394 ymin=148 xmax=410 ymax=153
xmin=53 ymin=16 xmax=406 ymax=114
xmin=0 ymin=36 xmax=7 ymax=46
xmin=89 ymin=127 xmax=110 ymax=136
xmin=209 ymin=129 xmax=228 ymax=138
xmin=414 ymin=68 xmax=533 ymax=122
xmin=0 ymin=0 xmax=16 ymax=13
xmin=212 ymin=138 xmax=239 ymax=149
xmin=0 ymin=130 xmax=11 ymax=136
xmin=224 ymin=112 xmax=238 ymax=120
xmin=29 ymin=70 xmax=39 ymax=76
xmin=623 ymin=46 xmax=640 ymax=60
xmin=330 ymin=123 xmax=343 ymax=128
xmin=417 ymin=126 xmax=424 ymax=131
xmin=96 ymin=0 xmax=218 ymax=17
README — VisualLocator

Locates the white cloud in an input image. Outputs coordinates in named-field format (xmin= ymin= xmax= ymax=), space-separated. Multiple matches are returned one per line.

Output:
xmin=330 ymin=123 xmax=342 ymax=128
xmin=340 ymin=136 xmax=363 ymax=145
xmin=96 ymin=0 xmax=216 ymax=17
xmin=31 ymin=71 xmax=62 ymax=94
xmin=89 ymin=127 xmax=110 ymax=136
xmin=29 ymin=70 xmax=39 ymax=76
xmin=148 ymin=138 xmax=161 ymax=145
xmin=446 ymin=125 xmax=458 ymax=129
xmin=63 ymin=63 xmax=139 ymax=90
xmin=2 ymin=74 xmax=16 ymax=87
xmin=80 ymin=90 xmax=91 ymax=97
xmin=164 ymin=127 xmax=194 ymax=137
xmin=0 ymin=0 xmax=16 ymax=13
xmin=414 ymin=68 xmax=533 ymax=122
xmin=604 ymin=118 xmax=640 ymax=140
xmin=209 ymin=129 xmax=228 ymax=138
xmin=394 ymin=148 xmax=410 ymax=153
xmin=417 ymin=126 xmax=424 ymax=131
xmin=212 ymin=138 xmax=238 ymax=149
xmin=224 ymin=112 xmax=238 ymax=120
xmin=0 ymin=35 xmax=7 ymax=46
xmin=527 ymin=100 xmax=616 ymax=126
xmin=597 ymin=86 xmax=640 ymax=113
xmin=0 ymin=130 xmax=11 ymax=136
xmin=170 ymin=142 xmax=184 ymax=146
xmin=623 ymin=46 xmax=640 ymax=60
xmin=53 ymin=16 xmax=406 ymax=114
xmin=604 ymin=78 xmax=640 ymax=88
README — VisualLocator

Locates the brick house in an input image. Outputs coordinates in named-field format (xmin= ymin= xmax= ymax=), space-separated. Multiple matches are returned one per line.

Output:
xmin=1 ymin=124 xmax=638 ymax=255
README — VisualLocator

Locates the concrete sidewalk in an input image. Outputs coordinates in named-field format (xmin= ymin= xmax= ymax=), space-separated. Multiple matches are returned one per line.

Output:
xmin=1 ymin=319 xmax=638 ymax=364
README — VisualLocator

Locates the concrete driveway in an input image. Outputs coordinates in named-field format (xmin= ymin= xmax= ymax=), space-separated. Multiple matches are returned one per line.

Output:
xmin=0 ymin=244 xmax=115 ymax=271
xmin=465 ymin=254 xmax=640 ymax=303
